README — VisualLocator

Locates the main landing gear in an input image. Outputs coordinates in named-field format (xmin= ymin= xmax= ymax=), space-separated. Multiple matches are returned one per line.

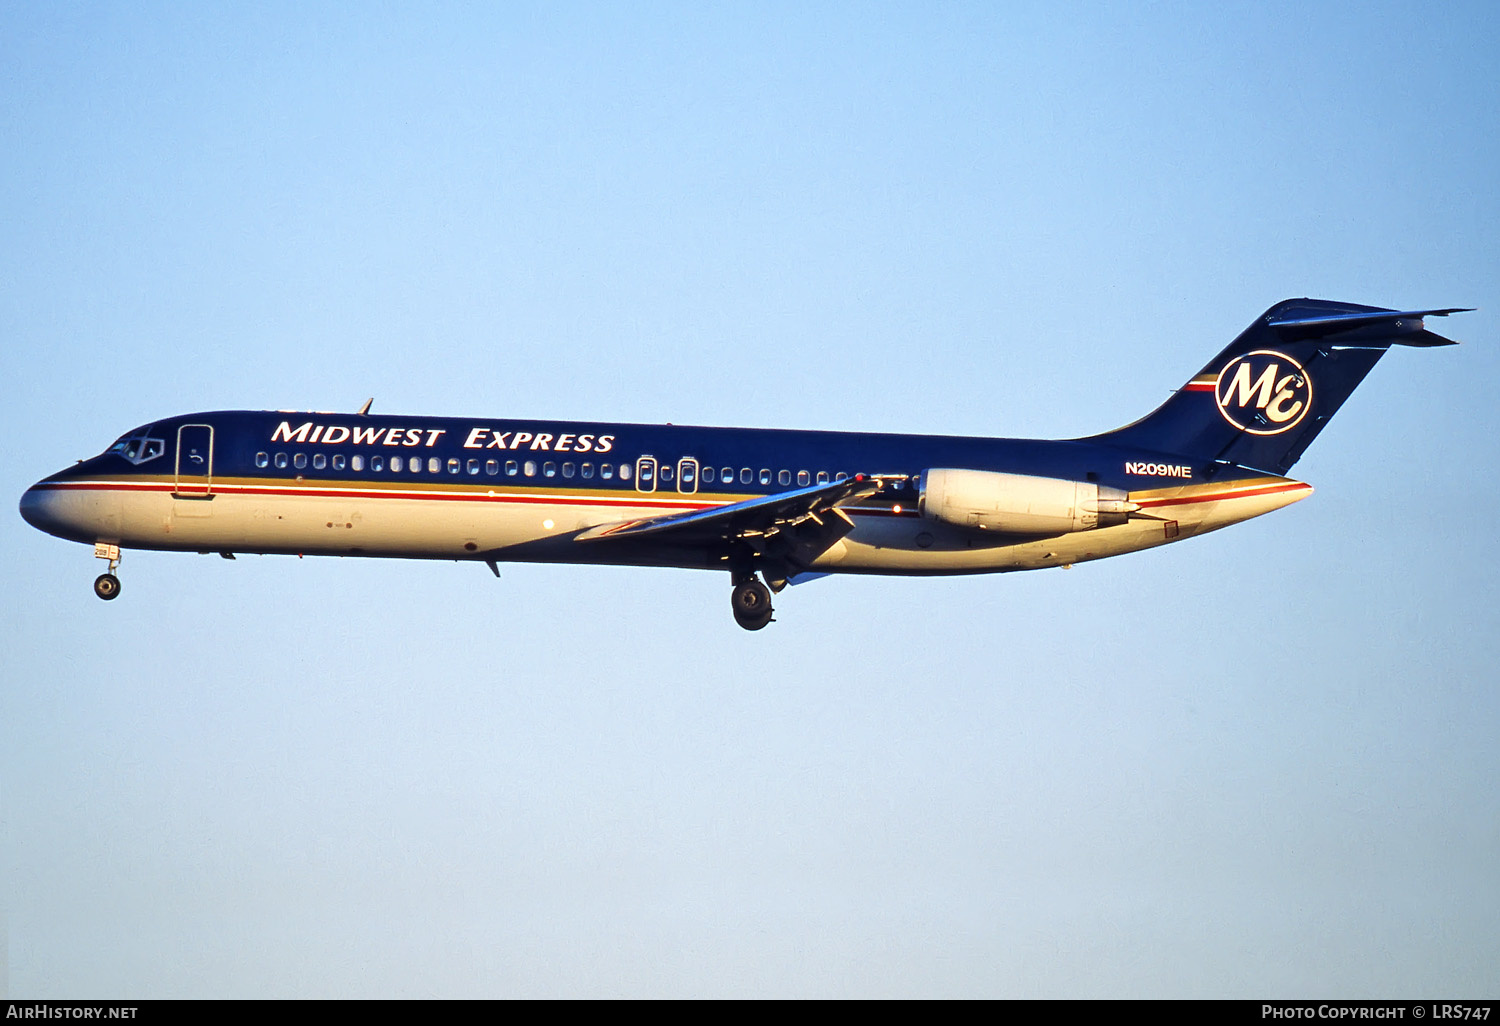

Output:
xmin=93 ymin=542 xmax=122 ymax=601
xmin=730 ymin=575 xmax=774 ymax=631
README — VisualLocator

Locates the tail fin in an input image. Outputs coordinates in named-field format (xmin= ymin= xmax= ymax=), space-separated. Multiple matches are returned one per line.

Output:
xmin=1090 ymin=299 xmax=1468 ymax=475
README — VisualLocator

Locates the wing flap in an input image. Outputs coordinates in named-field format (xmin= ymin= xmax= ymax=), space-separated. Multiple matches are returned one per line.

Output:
xmin=576 ymin=474 xmax=883 ymax=546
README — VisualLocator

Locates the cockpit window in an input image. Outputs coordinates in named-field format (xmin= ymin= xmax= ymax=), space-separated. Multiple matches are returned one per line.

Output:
xmin=107 ymin=429 xmax=166 ymax=466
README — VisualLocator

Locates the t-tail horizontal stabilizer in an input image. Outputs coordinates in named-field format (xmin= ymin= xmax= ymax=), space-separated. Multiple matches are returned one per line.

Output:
xmin=1266 ymin=306 xmax=1471 ymax=346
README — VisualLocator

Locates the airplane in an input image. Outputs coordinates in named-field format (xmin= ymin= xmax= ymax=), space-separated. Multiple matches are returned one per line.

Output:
xmin=19 ymin=298 xmax=1468 ymax=630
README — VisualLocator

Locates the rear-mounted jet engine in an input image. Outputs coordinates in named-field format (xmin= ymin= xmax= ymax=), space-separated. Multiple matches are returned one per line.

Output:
xmin=919 ymin=469 xmax=1138 ymax=534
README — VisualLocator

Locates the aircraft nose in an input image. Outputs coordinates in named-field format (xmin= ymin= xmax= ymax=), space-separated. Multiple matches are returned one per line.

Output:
xmin=21 ymin=471 xmax=126 ymax=543
xmin=19 ymin=480 xmax=110 ymax=543
xmin=19 ymin=483 xmax=62 ymax=535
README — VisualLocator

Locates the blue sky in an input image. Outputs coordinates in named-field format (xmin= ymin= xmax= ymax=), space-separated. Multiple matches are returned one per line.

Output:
xmin=3 ymin=1 xmax=1497 ymax=997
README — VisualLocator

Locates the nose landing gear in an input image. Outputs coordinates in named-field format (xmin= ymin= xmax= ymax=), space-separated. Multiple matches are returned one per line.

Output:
xmin=731 ymin=577 xmax=774 ymax=631
xmin=93 ymin=542 xmax=122 ymax=601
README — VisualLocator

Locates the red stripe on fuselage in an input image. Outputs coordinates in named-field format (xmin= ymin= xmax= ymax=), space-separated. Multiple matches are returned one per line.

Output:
xmin=39 ymin=478 xmax=1300 ymax=513
xmin=1133 ymin=481 xmax=1310 ymax=508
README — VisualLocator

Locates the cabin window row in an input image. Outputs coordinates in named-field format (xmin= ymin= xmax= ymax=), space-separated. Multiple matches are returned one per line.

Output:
xmin=254 ymin=452 xmax=851 ymax=490
xmin=256 ymin=452 xmax=628 ymax=479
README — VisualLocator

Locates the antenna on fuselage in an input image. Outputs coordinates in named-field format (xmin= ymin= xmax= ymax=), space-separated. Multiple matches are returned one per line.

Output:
xmin=357 ymin=398 xmax=374 ymax=416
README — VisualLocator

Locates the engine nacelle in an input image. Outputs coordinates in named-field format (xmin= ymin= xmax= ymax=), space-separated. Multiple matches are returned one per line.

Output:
xmin=919 ymin=468 xmax=1136 ymax=535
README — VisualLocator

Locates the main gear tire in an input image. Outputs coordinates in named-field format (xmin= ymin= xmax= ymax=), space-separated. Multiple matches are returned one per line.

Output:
xmin=731 ymin=580 xmax=774 ymax=631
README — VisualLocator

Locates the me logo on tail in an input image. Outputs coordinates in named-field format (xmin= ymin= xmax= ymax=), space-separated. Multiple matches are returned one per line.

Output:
xmin=1214 ymin=350 xmax=1313 ymax=435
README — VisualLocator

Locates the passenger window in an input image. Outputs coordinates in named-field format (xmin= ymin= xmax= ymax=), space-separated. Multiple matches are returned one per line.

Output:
xmin=797 ymin=470 xmax=809 ymax=486
xmin=759 ymin=469 xmax=771 ymax=486
xmin=777 ymin=469 xmax=790 ymax=486
xmin=620 ymin=463 xmax=632 ymax=481
xmin=275 ymin=453 xmax=288 ymax=469
xmin=721 ymin=467 xmax=733 ymax=483
xmin=659 ymin=464 xmax=673 ymax=483
xmin=543 ymin=461 xmax=557 ymax=477
xmin=256 ymin=452 xmax=269 ymax=468
xmin=740 ymin=468 xmax=753 ymax=485
xmin=835 ymin=472 xmax=848 ymax=482
xmin=448 ymin=458 xmax=460 ymax=475
xmin=467 ymin=459 xmax=480 ymax=475
xmin=702 ymin=466 xmax=715 ymax=483
xmin=601 ymin=463 xmax=614 ymax=480
xmin=506 ymin=460 xmax=518 ymax=476
xmin=817 ymin=471 xmax=829 ymax=485
xmin=562 ymin=462 xmax=575 ymax=479
xmin=351 ymin=455 xmax=363 ymax=471
xmin=428 ymin=457 xmax=441 ymax=474
xmin=313 ymin=453 xmax=326 ymax=470
xmin=372 ymin=455 xmax=385 ymax=472
xmin=391 ymin=458 xmax=402 ymax=473
xmin=410 ymin=456 xmax=421 ymax=472
xmin=524 ymin=460 xmax=537 ymax=477
xmin=486 ymin=459 xmax=498 ymax=475
xmin=333 ymin=454 xmax=346 ymax=471
xmin=582 ymin=463 xmax=594 ymax=479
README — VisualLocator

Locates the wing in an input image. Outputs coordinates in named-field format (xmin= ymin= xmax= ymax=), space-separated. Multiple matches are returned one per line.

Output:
xmin=576 ymin=474 xmax=886 ymax=578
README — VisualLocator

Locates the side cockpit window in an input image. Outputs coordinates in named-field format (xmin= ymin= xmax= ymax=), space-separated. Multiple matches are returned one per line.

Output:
xmin=107 ymin=429 xmax=166 ymax=466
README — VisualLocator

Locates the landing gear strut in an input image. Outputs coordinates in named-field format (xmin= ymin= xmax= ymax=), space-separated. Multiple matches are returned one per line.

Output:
xmin=731 ymin=577 xmax=774 ymax=631
xmin=93 ymin=542 xmax=122 ymax=601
